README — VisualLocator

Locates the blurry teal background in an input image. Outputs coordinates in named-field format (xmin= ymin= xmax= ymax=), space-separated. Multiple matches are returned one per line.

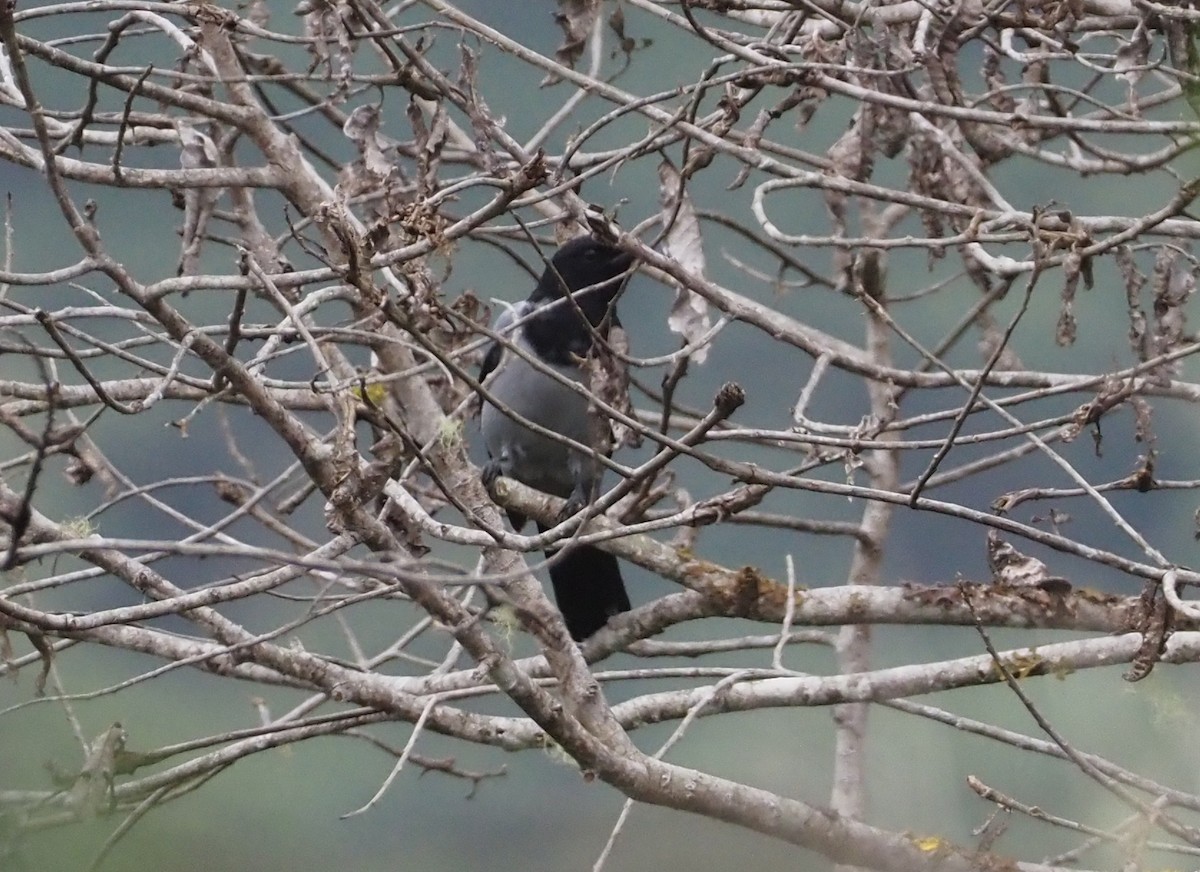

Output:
xmin=4 ymin=1 xmax=1200 ymax=870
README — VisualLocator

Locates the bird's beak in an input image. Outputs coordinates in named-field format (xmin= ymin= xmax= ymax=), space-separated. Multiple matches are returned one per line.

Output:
xmin=610 ymin=248 xmax=635 ymax=273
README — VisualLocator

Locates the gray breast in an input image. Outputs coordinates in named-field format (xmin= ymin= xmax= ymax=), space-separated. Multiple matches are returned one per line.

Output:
xmin=480 ymin=331 xmax=593 ymax=499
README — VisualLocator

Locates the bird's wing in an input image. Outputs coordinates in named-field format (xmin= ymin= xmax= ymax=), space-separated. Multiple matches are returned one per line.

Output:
xmin=479 ymin=300 xmax=532 ymax=384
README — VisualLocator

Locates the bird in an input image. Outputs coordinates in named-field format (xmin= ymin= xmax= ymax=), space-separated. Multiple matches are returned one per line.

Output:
xmin=479 ymin=234 xmax=635 ymax=640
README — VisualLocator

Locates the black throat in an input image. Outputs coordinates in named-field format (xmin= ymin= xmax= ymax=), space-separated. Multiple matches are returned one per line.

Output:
xmin=515 ymin=236 xmax=633 ymax=366
xmin=522 ymin=290 xmax=621 ymax=365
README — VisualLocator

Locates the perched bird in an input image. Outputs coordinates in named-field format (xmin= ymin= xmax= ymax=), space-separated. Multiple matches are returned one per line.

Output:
xmin=479 ymin=235 xmax=635 ymax=640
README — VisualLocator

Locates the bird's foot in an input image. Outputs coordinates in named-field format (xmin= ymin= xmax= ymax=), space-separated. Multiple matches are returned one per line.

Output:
xmin=558 ymin=488 xmax=590 ymax=524
xmin=481 ymin=460 xmax=503 ymax=491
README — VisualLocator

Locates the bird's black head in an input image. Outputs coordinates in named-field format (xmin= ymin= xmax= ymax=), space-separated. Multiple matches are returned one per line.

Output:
xmin=522 ymin=235 xmax=635 ymax=364
xmin=530 ymin=236 xmax=635 ymax=312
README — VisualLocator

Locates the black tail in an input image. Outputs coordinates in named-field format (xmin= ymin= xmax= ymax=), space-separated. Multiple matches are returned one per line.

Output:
xmin=539 ymin=528 xmax=630 ymax=640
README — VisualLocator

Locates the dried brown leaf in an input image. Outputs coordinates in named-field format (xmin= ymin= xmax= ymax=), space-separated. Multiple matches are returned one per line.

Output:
xmin=607 ymin=3 xmax=646 ymax=68
xmin=408 ymin=100 xmax=447 ymax=197
xmin=1055 ymin=301 xmax=1076 ymax=346
xmin=65 ymin=724 xmax=126 ymax=817
xmin=908 ymin=133 xmax=945 ymax=245
xmin=981 ymin=48 xmax=1016 ymax=113
xmin=343 ymin=104 xmax=393 ymax=184
xmin=977 ymin=321 xmax=1025 ymax=370
xmin=658 ymin=160 xmax=713 ymax=363
xmin=1130 ymin=452 xmax=1156 ymax=491
xmin=584 ymin=325 xmax=640 ymax=451
xmin=543 ymin=0 xmax=601 ymax=85
xmin=1124 ymin=578 xmax=1170 ymax=682
xmin=0 ymin=628 xmax=12 ymax=682
xmin=1115 ymin=244 xmax=1146 ymax=301
xmin=1055 ymin=249 xmax=1082 ymax=346
xmin=459 ymin=45 xmax=500 ymax=170
xmin=1150 ymin=247 xmax=1194 ymax=367
xmin=1061 ymin=379 xmax=1133 ymax=448
xmin=1120 ymin=241 xmax=1148 ymax=360
xmin=1132 ymin=397 xmax=1155 ymax=445
xmin=296 ymin=0 xmax=354 ymax=91
xmin=985 ymin=530 xmax=1071 ymax=593
xmin=1114 ymin=21 xmax=1150 ymax=87
xmin=26 ymin=629 xmax=52 ymax=695
xmin=826 ymin=116 xmax=870 ymax=182
xmin=784 ymin=85 xmax=826 ymax=132
xmin=729 ymin=109 xmax=771 ymax=190
xmin=175 ymin=123 xmax=220 ymax=277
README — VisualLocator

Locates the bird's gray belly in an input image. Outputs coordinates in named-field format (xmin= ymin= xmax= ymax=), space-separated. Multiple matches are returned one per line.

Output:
xmin=481 ymin=354 xmax=590 ymax=498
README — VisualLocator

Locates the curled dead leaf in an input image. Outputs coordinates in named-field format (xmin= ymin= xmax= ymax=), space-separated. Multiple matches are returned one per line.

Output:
xmin=658 ymin=160 xmax=713 ymax=363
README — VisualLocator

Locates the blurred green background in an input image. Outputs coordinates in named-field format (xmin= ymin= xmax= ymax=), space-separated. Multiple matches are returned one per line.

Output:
xmin=4 ymin=1 xmax=1200 ymax=870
